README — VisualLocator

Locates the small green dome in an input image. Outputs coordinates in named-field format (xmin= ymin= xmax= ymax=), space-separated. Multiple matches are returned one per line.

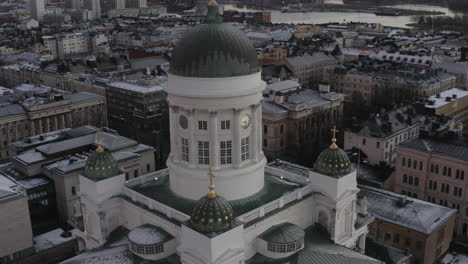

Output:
xmin=83 ymin=146 xmax=120 ymax=181
xmin=314 ymin=127 xmax=353 ymax=178
xmin=190 ymin=173 xmax=234 ymax=233
xmin=170 ymin=2 xmax=260 ymax=78
xmin=190 ymin=194 xmax=234 ymax=233
xmin=314 ymin=147 xmax=353 ymax=178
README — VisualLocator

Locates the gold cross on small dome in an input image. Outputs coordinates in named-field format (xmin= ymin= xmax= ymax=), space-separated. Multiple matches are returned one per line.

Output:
xmin=330 ymin=126 xmax=339 ymax=150
xmin=207 ymin=168 xmax=218 ymax=199
xmin=96 ymin=131 xmax=104 ymax=152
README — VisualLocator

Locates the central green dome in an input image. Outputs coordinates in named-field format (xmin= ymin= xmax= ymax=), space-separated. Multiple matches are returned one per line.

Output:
xmin=170 ymin=2 xmax=260 ymax=78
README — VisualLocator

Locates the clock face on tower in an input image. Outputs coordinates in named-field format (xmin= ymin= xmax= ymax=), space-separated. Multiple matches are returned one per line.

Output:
xmin=240 ymin=114 xmax=251 ymax=129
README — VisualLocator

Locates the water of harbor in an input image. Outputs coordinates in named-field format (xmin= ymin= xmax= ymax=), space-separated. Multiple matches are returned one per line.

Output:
xmin=223 ymin=2 xmax=458 ymax=28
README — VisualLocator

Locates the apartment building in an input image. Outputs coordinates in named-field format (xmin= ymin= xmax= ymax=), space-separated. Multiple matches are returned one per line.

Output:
xmin=421 ymin=88 xmax=468 ymax=132
xmin=344 ymin=105 xmax=452 ymax=167
xmin=330 ymin=59 xmax=457 ymax=106
xmin=0 ymin=62 xmax=41 ymax=88
xmin=43 ymin=33 xmax=92 ymax=59
xmin=285 ymin=52 xmax=338 ymax=89
xmin=395 ymin=136 xmax=468 ymax=239
xmin=362 ymin=185 xmax=457 ymax=264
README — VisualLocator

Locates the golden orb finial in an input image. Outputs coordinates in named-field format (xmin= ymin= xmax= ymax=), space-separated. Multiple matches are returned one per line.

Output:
xmin=330 ymin=126 xmax=339 ymax=150
xmin=207 ymin=168 xmax=218 ymax=199
xmin=208 ymin=0 xmax=218 ymax=6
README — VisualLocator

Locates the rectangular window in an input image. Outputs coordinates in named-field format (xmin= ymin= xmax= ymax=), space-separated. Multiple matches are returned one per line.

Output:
xmin=181 ymin=138 xmax=189 ymax=162
xmin=280 ymin=125 xmax=284 ymax=135
xmin=263 ymin=125 xmax=268 ymax=135
xmin=220 ymin=140 xmax=232 ymax=165
xmin=362 ymin=138 xmax=366 ymax=145
xmin=198 ymin=141 xmax=209 ymax=165
xmin=198 ymin=121 xmax=208 ymax=130
xmin=402 ymin=157 xmax=406 ymax=167
xmin=221 ymin=120 xmax=230 ymax=130
xmin=241 ymin=137 xmax=250 ymax=161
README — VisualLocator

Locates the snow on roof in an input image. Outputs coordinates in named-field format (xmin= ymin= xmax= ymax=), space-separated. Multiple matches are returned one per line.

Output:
xmin=34 ymin=228 xmax=76 ymax=252
xmin=108 ymin=81 xmax=163 ymax=94
xmin=128 ymin=224 xmax=173 ymax=245
xmin=425 ymin=88 xmax=468 ymax=109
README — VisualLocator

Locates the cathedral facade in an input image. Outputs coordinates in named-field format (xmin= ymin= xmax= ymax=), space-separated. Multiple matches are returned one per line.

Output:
xmin=66 ymin=1 xmax=378 ymax=263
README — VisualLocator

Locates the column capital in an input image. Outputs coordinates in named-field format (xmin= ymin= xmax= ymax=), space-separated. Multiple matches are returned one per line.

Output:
xmin=209 ymin=110 xmax=218 ymax=116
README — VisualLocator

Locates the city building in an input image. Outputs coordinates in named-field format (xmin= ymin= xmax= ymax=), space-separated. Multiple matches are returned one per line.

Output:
xmin=63 ymin=3 xmax=378 ymax=264
xmin=124 ymin=0 xmax=146 ymax=8
xmin=29 ymin=0 xmax=45 ymax=21
xmin=43 ymin=33 xmax=92 ymax=59
xmin=432 ymin=62 xmax=468 ymax=90
xmin=361 ymin=185 xmax=457 ymax=264
xmin=421 ymin=88 xmax=468 ymax=132
xmin=107 ymin=8 xmax=139 ymax=18
xmin=285 ymin=52 xmax=338 ymax=89
xmin=0 ymin=85 xmax=107 ymax=160
xmin=0 ymin=174 xmax=34 ymax=264
xmin=262 ymin=80 xmax=344 ymax=165
xmin=83 ymin=0 xmax=101 ymax=19
xmin=344 ymin=105 xmax=453 ymax=167
xmin=106 ymin=72 xmax=169 ymax=166
xmin=330 ymin=59 xmax=456 ymax=106
xmin=100 ymin=0 xmax=125 ymax=14
xmin=5 ymin=126 xmax=156 ymax=227
xmin=395 ymin=136 xmax=468 ymax=240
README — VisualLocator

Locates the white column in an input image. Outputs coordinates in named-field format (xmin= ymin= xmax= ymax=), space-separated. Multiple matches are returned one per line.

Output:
xmin=169 ymin=105 xmax=179 ymax=163
xmin=256 ymin=103 xmax=263 ymax=156
xmin=188 ymin=109 xmax=196 ymax=168
xmin=233 ymin=108 xmax=241 ymax=168
xmin=209 ymin=111 xmax=219 ymax=169
xmin=250 ymin=104 xmax=260 ymax=162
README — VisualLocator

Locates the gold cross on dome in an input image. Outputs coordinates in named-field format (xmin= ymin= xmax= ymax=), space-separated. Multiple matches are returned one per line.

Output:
xmin=330 ymin=126 xmax=339 ymax=150
xmin=207 ymin=168 xmax=218 ymax=198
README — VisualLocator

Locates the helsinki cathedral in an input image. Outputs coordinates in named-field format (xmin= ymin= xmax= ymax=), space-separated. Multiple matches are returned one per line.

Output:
xmin=63 ymin=1 xmax=380 ymax=263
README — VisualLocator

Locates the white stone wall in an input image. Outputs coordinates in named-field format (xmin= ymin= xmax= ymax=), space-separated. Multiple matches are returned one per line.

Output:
xmin=165 ymin=73 xmax=267 ymax=200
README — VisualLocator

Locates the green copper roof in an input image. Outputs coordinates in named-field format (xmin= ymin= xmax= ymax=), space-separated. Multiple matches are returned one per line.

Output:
xmin=83 ymin=147 xmax=120 ymax=181
xmin=170 ymin=3 xmax=260 ymax=78
xmin=314 ymin=147 xmax=353 ymax=178
xmin=190 ymin=193 xmax=234 ymax=233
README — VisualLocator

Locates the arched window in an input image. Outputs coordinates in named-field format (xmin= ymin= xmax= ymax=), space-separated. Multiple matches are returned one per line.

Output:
xmin=409 ymin=176 xmax=413 ymax=185
xmin=134 ymin=170 xmax=139 ymax=178
xmin=403 ymin=174 xmax=408 ymax=184
xmin=415 ymin=177 xmax=419 ymax=186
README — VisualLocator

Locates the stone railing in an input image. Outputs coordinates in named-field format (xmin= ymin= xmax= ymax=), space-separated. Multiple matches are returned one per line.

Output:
xmin=236 ymin=184 xmax=314 ymax=224
xmin=122 ymin=169 xmax=190 ymax=223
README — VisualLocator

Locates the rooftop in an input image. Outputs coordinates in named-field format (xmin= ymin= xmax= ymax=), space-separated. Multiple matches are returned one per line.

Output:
xmin=425 ymin=88 xmax=468 ymax=109
xmin=248 ymin=227 xmax=382 ymax=264
xmin=0 ymin=174 xmax=23 ymax=202
xmin=129 ymin=172 xmax=299 ymax=218
xmin=359 ymin=185 xmax=457 ymax=234
xmin=398 ymin=136 xmax=468 ymax=162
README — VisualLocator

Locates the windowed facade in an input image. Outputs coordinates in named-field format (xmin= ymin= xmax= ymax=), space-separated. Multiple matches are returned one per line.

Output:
xmin=130 ymin=242 xmax=164 ymax=255
xmin=221 ymin=120 xmax=230 ymax=130
xmin=241 ymin=137 xmax=250 ymax=161
xmin=198 ymin=120 xmax=208 ymax=130
xmin=181 ymin=138 xmax=189 ymax=162
xmin=267 ymin=240 xmax=303 ymax=253
xmin=220 ymin=140 xmax=232 ymax=165
xmin=198 ymin=141 xmax=209 ymax=165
